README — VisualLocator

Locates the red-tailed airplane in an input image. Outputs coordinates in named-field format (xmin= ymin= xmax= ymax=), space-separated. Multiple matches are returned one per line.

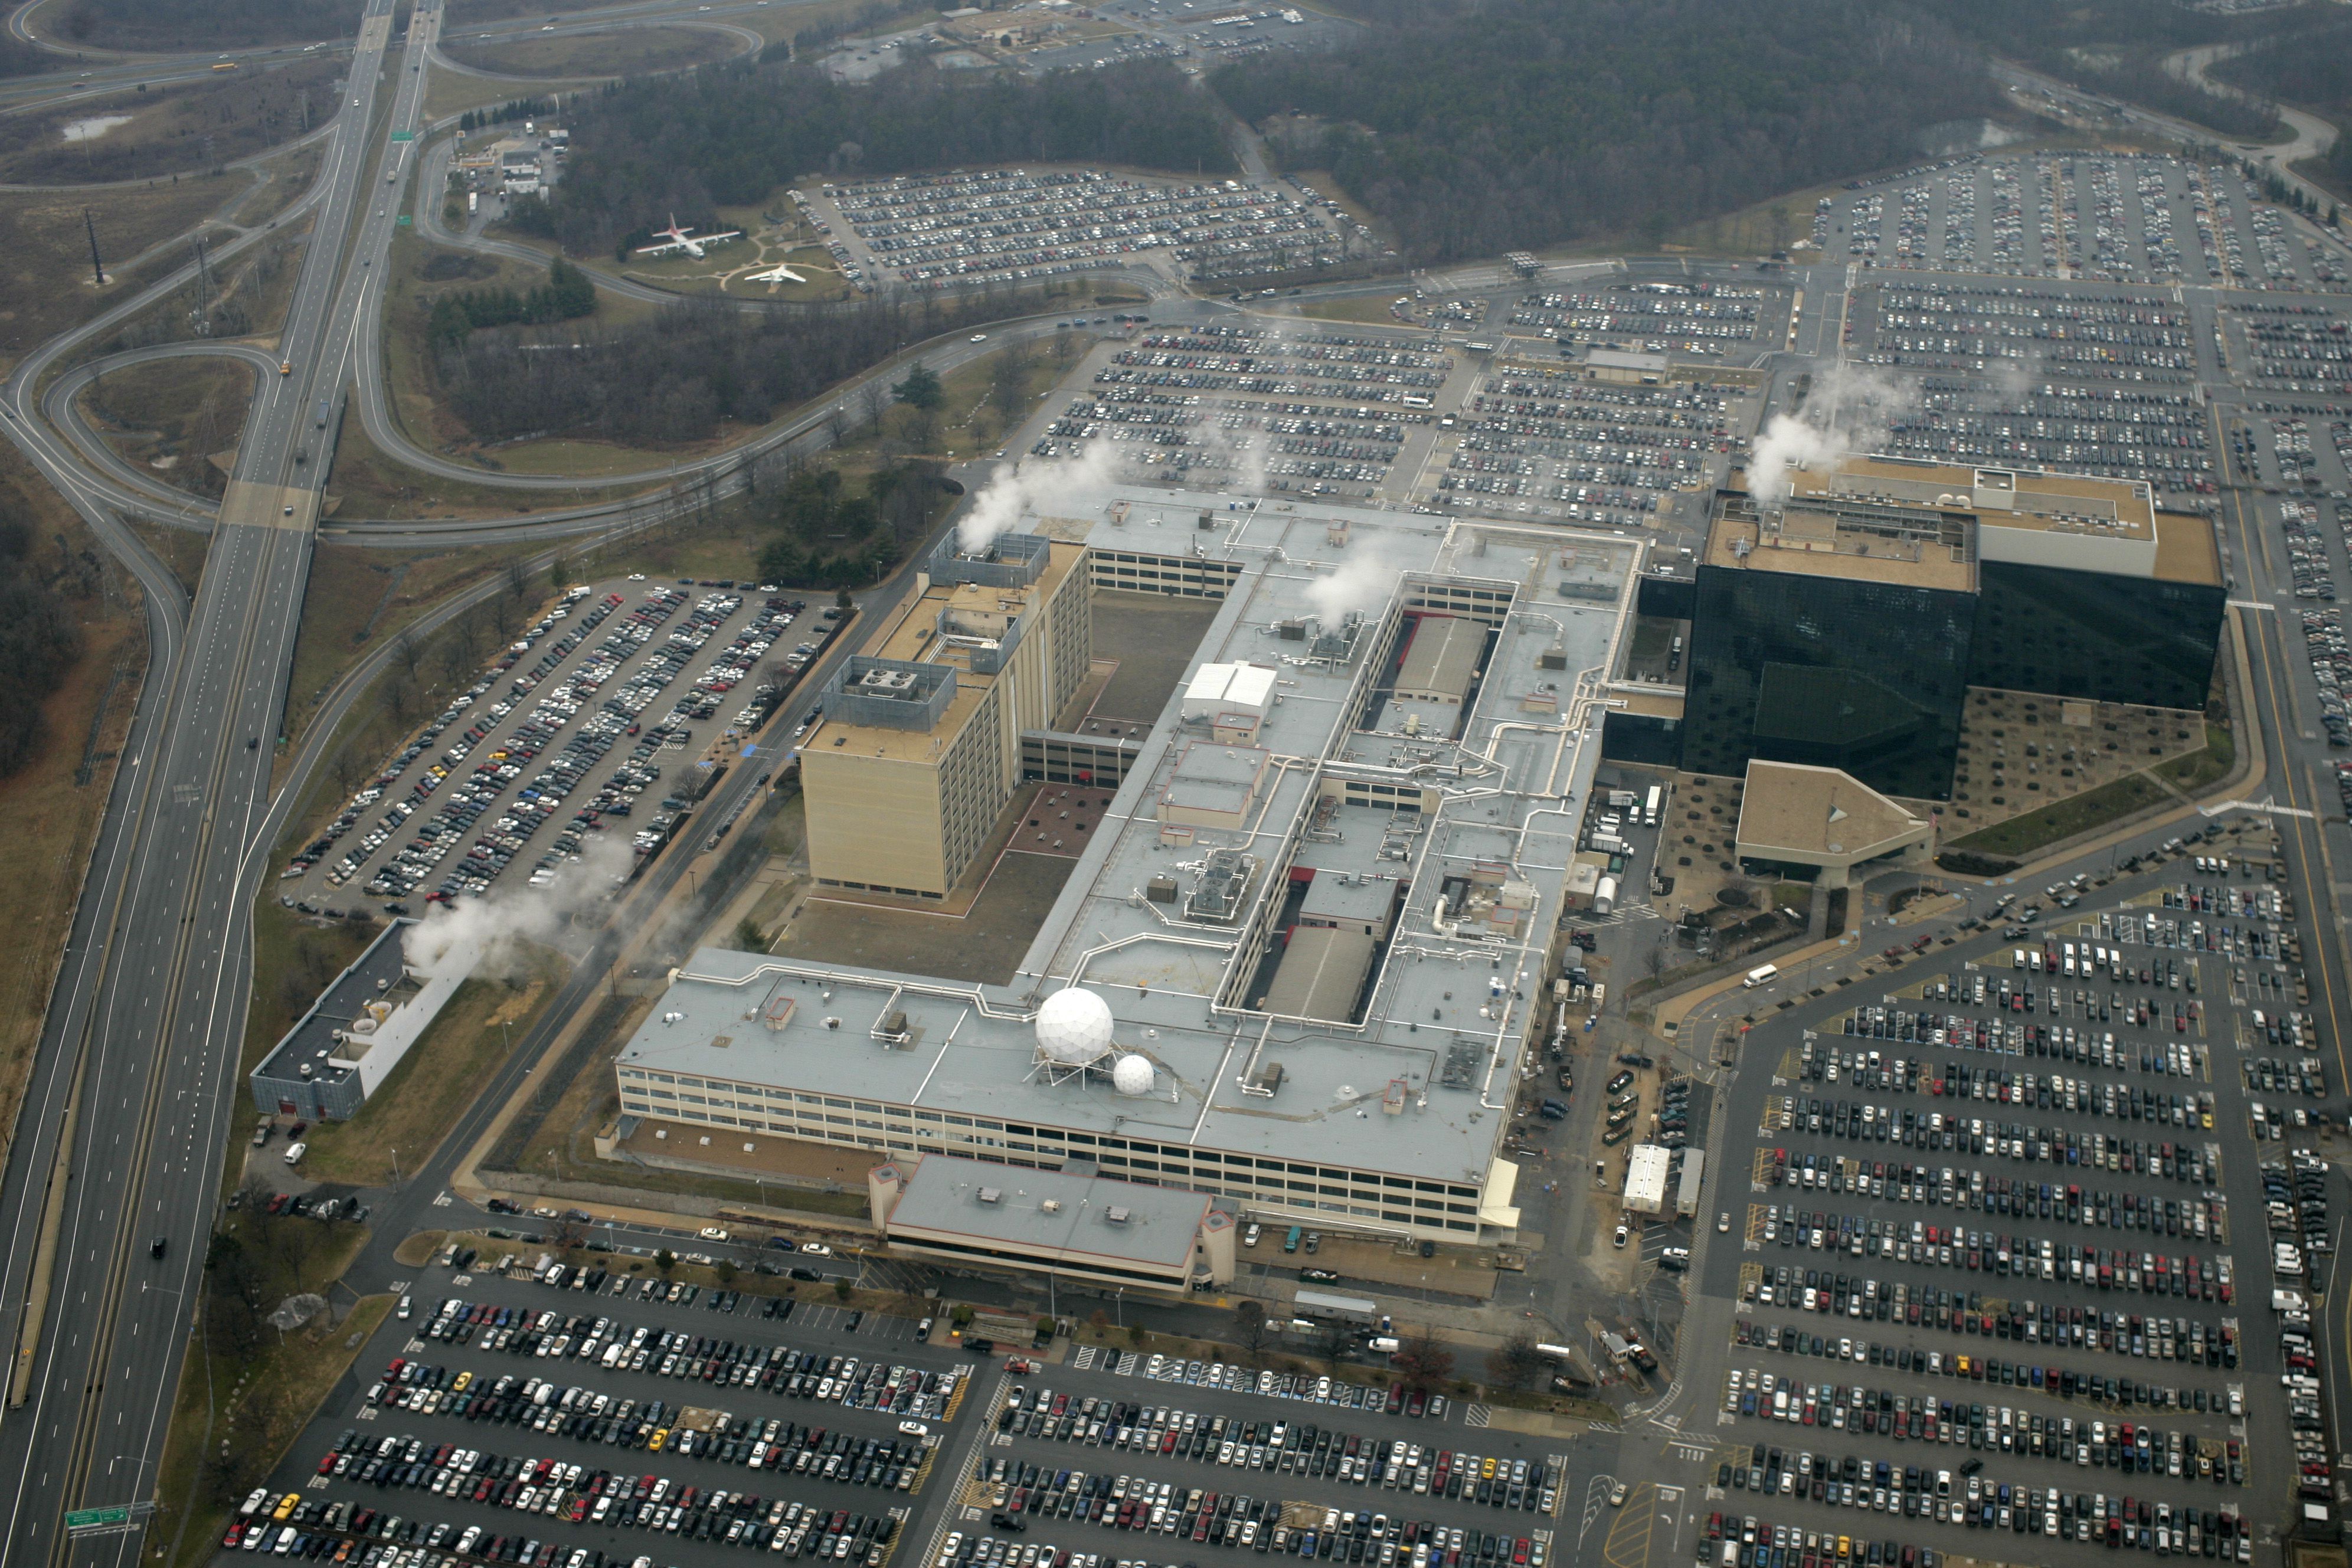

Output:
xmin=634 ymin=214 xmax=742 ymax=258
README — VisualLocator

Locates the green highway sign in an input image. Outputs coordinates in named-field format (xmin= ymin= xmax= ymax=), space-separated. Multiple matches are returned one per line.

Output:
xmin=397 ymin=215 xmax=412 ymax=227
xmin=390 ymin=130 xmax=414 ymax=142
xmin=65 ymin=1507 xmax=130 ymax=1531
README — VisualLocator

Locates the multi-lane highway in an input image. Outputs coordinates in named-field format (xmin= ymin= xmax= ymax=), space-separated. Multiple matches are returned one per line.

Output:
xmin=0 ymin=4 xmax=431 ymax=1560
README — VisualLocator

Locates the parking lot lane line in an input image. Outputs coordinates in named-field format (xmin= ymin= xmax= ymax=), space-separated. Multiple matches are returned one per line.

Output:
xmin=921 ymin=1371 xmax=1008 ymax=1568
xmin=1600 ymin=1481 xmax=1655 ymax=1568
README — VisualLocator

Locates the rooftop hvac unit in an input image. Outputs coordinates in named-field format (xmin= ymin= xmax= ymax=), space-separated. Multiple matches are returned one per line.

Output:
xmin=1041 ymin=1199 xmax=1062 ymax=1213
xmin=1105 ymin=1207 xmax=1131 ymax=1225
xmin=977 ymin=1187 xmax=1002 ymax=1204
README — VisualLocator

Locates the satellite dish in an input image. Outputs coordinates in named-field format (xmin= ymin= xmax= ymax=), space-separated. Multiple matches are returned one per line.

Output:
xmin=1036 ymin=986 xmax=1114 ymax=1065
xmin=1111 ymin=1054 xmax=1154 ymax=1096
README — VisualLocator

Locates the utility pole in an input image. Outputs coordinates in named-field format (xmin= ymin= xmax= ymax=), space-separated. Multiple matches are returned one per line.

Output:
xmin=83 ymin=207 xmax=105 ymax=286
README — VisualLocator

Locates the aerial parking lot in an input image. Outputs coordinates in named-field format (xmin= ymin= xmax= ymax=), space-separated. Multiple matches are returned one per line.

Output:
xmin=1813 ymin=150 xmax=2348 ymax=293
xmin=1681 ymin=839 xmax=2335 ymax=1568
xmin=1044 ymin=322 xmax=1455 ymax=497
xmin=231 ymin=1246 xmax=1593 ymax=1568
xmin=1425 ymin=362 xmax=1751 ymax=523
xmin=803 ymin=169 xmax=1358 ymax=293
xmin=280 ymin=581 xmax=835 ymax=915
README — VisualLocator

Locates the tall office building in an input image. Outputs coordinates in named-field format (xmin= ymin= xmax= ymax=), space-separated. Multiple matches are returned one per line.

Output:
xmin=802 ymin=532 xmax=1092 ymax=899
xmin=1679 ymin=456 xmax=2224 ymax=800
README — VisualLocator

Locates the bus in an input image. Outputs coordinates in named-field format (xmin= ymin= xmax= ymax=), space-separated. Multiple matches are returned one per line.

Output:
xmin=212 ymin=61 xmax=239 ymax=71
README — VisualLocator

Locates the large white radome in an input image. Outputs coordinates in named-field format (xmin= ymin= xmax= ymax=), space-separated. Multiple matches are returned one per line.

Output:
xmin=1035 ymin=986 xmax=1114 ymax=1064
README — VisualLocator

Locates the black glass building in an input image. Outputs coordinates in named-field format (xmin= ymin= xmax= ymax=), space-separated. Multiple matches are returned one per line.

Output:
xmin=1681 ymin=565 xmax=1977 ymax=800
xmin=1968 ymin=562 xmax=2224 ymax=714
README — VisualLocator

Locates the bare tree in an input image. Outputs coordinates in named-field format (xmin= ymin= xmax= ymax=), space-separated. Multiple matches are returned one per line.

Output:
xmin=859 ymin=378 xmax=890 ymax=431
xmin=1391 ymin=1331 xmax=1454 ymax=1391
xmin=1233 ymin=1299 xmax=1272 ymax=1364
xmin=505 ymin=558 xmax=531 ymax=601
xmin=1483 ymin=1334 xmax=1546 ymax=1392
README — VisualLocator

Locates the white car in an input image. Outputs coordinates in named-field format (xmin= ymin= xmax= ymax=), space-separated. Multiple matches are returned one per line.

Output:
xmin=898 ymin=1421 xmax=929 ymax=1437
xmin=698 ymin=1226 xmax=730 ymax=1242
xmin=970 ymin=333 xmax=988 ymax=342
xmin=1718 ymin=1212 xmax=1731 ymax=1233
xmin=800 ymin=1242 xmax=833 ymax=1256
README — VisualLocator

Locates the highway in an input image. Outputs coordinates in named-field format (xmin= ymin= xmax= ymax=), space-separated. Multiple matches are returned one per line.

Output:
xmin=0 ymin=3 xmax=429 ymax=1560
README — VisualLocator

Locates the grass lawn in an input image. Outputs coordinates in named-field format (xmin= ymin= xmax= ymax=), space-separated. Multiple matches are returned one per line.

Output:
xmin=423 ymin=65 xmax=600 ymax=123
xmin=152 ymin=1290 xmax=390 ymax=1568
xmin=80 ymin=353 xmax=252 ymax=501
xmin=1290 ymin=294 xmax=1408 ymax=326
xmin=439 ymin=24 xmax=746 ymax=78
xmin=1947 ymin=772 xmax=2171 ymax=860
xmin=280 ymin=536 xmax=542 ymax=752
xmin=2154 ymin=721 xmax=2236 ymax=794
xmin=0 ymin=57 xmax=347 ymax=184
xmin=0 ymin=176 xmax=244 ymax=375
xmin=0 ymin=446 xmax=147 ymax=1175
xmin=296 ymin=950 xmax=568 ymax=1186
xmin=128 ymin=518 xmax=212 ymax=599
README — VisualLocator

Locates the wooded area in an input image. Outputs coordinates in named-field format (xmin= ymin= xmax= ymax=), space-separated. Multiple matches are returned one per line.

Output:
xmin=2213 ymin=18 xmax=2352 ymax=193
xmin=532 ymin=56 xmax=1232 ymax=260
xmin=426 ymin=257 xmax=597 ymax=348
xmin=0 ymin=512 xmax=88 ymax=780
xmin=55 ymin=0 xmax=362 ymax=51
xmin=432 ymin=286 xmax=1064 ymax=447
xmin=1213 ymin=0 xmax=1996 ymax=263
xmin=1908 ymin=0 xmax=2284 ymax=141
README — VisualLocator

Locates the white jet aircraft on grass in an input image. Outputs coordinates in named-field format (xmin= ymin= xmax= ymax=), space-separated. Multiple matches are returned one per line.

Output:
xmin=634 ymin=214 xmax=742 ymax=258
xmin=742 ymin=261 xmax=806 ymax=284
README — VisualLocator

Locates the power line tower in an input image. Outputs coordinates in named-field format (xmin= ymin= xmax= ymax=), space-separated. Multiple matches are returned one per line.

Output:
xmin=191 ymin=235 xmax=212 ymax=335
xmin=83 ymin=207 xmax=106 ymax=286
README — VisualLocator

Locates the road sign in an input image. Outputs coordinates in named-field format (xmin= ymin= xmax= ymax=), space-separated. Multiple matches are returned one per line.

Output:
xmin=66 ymin=1506 xmax=135 ymax=1534
xmin=390 ymin=130 xmax=414 ymax=142
xmin=397 ymin=215 xmax=412 ymax=227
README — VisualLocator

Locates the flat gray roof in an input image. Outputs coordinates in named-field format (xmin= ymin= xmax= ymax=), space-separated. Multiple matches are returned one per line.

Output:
xmin=617 ymin=489 xmax=1641 ymax=1192
xmin=887 ymin=1153 xmax=1208 ymax=1270
xmin=253 ymin=921 xmax=415 ymax=1092
xmin=1261 ymin=925 xmax=1377 ymax=1023
xmin=1393 ymin=614 xmax=1483 ymax=702
xmin=1300 ymin=870 xmax=1399 ymax=927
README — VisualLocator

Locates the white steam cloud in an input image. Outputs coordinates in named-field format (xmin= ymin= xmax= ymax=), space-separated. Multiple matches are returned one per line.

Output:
xmin=402 ymin=833 xmax=634 ymax=982
xmin=957 ymin=440 xmax=1120 ymax=555
xmin=1305 ymin=547 xmax=1404 ymax=624
xmin=1748 ymin=363 xmax=1921 ymax=508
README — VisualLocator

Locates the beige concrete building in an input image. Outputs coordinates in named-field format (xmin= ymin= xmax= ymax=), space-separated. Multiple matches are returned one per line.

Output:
xmin=1733 ymin=760 xmax=1933 ymax=887
xmin=802 ymin=532 xmax=1092 ymax=899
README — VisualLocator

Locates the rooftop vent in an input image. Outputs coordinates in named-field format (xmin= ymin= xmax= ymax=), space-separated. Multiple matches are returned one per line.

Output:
xmin=977 ymin=1187 xmax=1002 ymax=1204
xmin=1105 ymin=1206 xmax=1131 ymax=1225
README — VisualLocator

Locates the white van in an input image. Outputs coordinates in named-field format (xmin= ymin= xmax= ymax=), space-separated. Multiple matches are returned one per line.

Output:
xmin=1742 ymin=964 xmax=1778 ymax=988
xmin=283 ymin=1141 xmax=307 ymax=1166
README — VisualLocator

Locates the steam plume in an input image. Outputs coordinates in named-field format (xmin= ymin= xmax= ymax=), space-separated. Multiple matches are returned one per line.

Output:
xmin=1748 ymin=363 xmax=1919 ymax=507
xmin=957 ymin=440 xmax=1119 ymax=554
xmin=403 ymin=834 xmax=633 ymax=981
